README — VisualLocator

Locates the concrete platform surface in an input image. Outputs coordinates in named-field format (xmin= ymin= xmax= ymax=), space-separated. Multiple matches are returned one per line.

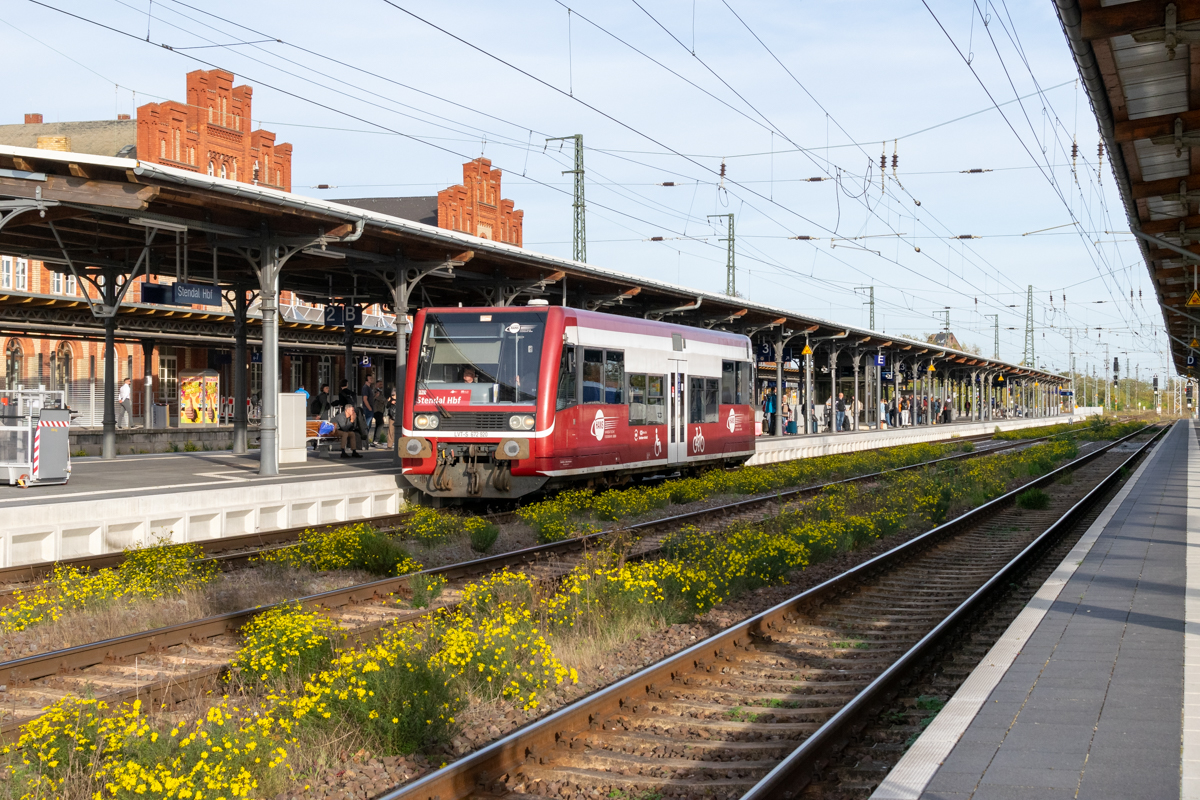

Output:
xmin=872 ymin=420 xmax=1190 ymax=800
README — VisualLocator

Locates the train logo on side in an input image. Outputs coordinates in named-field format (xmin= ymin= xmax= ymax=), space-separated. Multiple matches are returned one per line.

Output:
xmin=692 ymin=426 xmax=706 ymax=453
xmin=591 ymin=409 xmax=618 ymax=441
xmin=726 ymin=408 xmax=741 ymax=433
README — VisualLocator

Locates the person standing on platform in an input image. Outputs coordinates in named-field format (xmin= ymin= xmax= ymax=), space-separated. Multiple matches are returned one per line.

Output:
xmin=295 ymin=385 xmax=310 ymax=404
xmin=835 ymin=392 xmax=847 ymax=432
xmin=360 ymin=374 xmax=376 ymax=444
xmin=338 ymin=379 xmax=356 ymax=409
xmin=118 ymin=378 xmax=132 ymax=429
xmin=385 ymin=387 xmax=397 ymax=449
xmin=372 ymin=383 xmax=386 ymax=447
xmin=763 ymin=386 xmax=777 ymax=434
xmin=313 ymin=384 xmax=333 ymax=420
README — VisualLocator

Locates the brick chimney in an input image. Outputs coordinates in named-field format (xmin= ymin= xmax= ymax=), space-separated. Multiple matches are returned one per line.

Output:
xmin=117 ymin=114 xmax=130 ymax=121
xmin=24 ymin=113 xmax=42 ymax=125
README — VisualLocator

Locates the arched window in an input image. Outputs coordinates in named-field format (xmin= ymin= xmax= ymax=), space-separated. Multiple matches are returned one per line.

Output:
xmin=220 ymin=163 xmax=227 ymax=180
xmin=253 ymin=160 xmax=260 ymax=182
xmin=207 ymin=161 xmax=214 ymax=177
xmin=208 ymin=105 xmax=214 ymax=123
xmin=5 ymin=340 xmax=23 ymax=389
xmin=173 ymin=129 xmax=180 ymax=162
xmin=160 ymin=139 xmax=166 ymax=158
xmin=276 ymin=170 xmax=281 ymax=186
xmin=54 ymin=342 xmax=72 ymax=391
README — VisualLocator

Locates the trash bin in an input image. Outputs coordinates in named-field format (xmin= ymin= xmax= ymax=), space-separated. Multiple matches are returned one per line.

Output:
xmin=151 ymin=404 xmax=169 ymax=429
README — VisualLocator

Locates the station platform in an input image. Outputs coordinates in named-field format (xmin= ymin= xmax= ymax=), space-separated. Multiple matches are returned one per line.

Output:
xmin=0 ymin=448 xmax=405 ymax=566
xmin=0 ymin=413 xmax=1081 ymax=570
xmin=872 ymin=419 xmax=1192 ymax=800
xmin=748 ymin=414 xmax=1084 ymax=466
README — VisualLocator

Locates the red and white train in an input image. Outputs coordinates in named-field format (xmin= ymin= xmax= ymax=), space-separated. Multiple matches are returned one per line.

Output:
xmin=397 ymin=304 xmax=757 ymax=499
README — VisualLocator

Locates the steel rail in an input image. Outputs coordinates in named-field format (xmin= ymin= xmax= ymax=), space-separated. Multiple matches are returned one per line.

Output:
xmin=0 ymin=437 xmax=1014 ymax=743
xmin=0 ymin=430 xmax=1010 ymax=591
xmin=376 ymin=424 xmax=1161 ymax=800
xmin=0 ymin=433 xmax=1035 ymax=697
xmin=740 ymin=422 xmax=1168 ymax=799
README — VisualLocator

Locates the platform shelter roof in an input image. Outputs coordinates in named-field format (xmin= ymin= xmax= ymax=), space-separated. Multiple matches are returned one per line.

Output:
xmin=1055 ymin=0 xmax=1200 ymax=376
xmin=0 ymin=144 xmax=1062 ymax=383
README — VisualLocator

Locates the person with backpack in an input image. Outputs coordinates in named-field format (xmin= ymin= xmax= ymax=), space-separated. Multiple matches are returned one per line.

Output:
xmin=312 ymin=384 xmax=333 ymax=420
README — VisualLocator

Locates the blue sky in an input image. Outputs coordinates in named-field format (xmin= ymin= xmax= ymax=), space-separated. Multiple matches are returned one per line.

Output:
xmin=2 ymin=0 xmax=1168 ymax=381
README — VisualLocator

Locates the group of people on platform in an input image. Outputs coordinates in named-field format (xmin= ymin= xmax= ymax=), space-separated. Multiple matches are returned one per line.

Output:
xmin=302 ymin=373 xmax=396 ymax=458
xmin=761 ymin=387 xmax=1001 ymax=435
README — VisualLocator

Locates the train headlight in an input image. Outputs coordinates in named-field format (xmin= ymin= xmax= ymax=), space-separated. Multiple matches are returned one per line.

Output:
xmin=508 ymin=414 xmax=535 ymax=431
xmin=415 ymin=414 xmax=439 ymax=430
xmin=426 ymin=414 xmax=440 ymax=430
xmin=405 ymin=438 xmax=425 ymax=456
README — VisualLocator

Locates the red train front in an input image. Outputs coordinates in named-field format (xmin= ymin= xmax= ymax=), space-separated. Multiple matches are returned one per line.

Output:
xmin=397 ymin=304 xmax=756 ymax=500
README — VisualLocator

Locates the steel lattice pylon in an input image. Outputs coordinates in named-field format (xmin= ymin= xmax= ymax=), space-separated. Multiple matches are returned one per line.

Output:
xmin=709 ymin=213 xmax=735 ymax=296
xmin=547 ymin=134 xmax=586 ymax=263
xmin=1022 ymin=284 xmax=1035 ymax=367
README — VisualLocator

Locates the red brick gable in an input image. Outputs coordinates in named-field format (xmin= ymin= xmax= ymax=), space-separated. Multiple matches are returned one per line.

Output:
xmin=136 ymin=69 xmax=293 ymax=192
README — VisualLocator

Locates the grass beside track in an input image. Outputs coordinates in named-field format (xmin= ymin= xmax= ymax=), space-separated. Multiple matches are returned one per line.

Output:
xmin=0 ymin=437 xmax=1088 ymax=800
xmin=992 ymin=416 xmax=1149 ymax=441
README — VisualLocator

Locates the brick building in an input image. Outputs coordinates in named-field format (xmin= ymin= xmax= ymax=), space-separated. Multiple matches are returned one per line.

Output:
xmin=437 ymin=158 xmax=523 ymax=245
xmin=0 ymin=69 xmax=297 ymax=418
xmin=0 ymin=91 xmax=524 ymax=426
xmin=137 ymin=69 xmax=292 ymax=191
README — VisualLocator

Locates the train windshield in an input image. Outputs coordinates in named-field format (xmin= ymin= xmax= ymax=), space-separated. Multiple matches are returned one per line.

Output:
xmin=415 ymin=311 xmax=547 ymax=405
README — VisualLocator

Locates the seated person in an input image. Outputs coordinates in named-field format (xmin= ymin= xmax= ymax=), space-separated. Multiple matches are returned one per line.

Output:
xmin=462 ymin=366 xmax=477 ymax=384
xmin=333 ymin=404 xmax=363 ymax=458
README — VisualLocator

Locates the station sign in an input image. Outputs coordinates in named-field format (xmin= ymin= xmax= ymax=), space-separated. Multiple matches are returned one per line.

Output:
xmin=359 ymin=356 xmax=373 ymax=368
xmin=873 ymin=354 xmax=886 ymax=367
xmin=173 ymin=282 xmax=221 ymax=306
xmin=139 ymin=282 xmax=220 ymax=306
xmin=324 ymin=304 xmax=358 ymax=327
xmin=251 ymin=351 xmax=262 ymax=364
xmin=1190 ymin=355 xmax=1197 ymax=367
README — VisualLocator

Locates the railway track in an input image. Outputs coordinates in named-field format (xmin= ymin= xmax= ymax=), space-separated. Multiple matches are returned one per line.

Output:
xmin=0 ymin=430 xmax=1007 ymax=594
xmin=376 ymin=424 xmax=1164 ymax=800
xmin=0 ymin=431 xmax=1046 ymax=740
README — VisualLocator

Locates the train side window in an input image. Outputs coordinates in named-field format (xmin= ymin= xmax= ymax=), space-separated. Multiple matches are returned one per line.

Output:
xmin=705 ymin=378 xmax=720 ymax=423
xmin=689 ymin=376 xmax=705 ymax=423
xmin=628 ymin=373 xmax=647 ymax=425
xmin=556 ymin=345 xmax=577 ymax=410
xmin=721 ymin=360 xmax=736 ymax=404
xmin=737 ymin=362 xmax=752 ymax=404
xmin=605 ymin=351 xmax=625 ymax=404
xmin=582 ymin=349 xmax=604 ymax=403
xmin=647 ymin=375 xmax=665 ymax=424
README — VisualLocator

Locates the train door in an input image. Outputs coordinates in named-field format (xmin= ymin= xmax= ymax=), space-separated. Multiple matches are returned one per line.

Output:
xmin=668 ymin=360 xmax=686 ymax=462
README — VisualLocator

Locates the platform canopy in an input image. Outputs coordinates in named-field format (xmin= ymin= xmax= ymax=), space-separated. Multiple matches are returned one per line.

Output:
xmin=0 ymin=143 xmax=1061 ymax=385
xmin=1055 ymin=0 xmax=1200 ymax=376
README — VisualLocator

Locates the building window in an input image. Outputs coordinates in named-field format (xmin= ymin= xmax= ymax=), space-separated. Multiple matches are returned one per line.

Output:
xmin=174 ymin=129 xmax=180 ymax=161
xmin=208 ymin=161 xmax=214 ymax=176
xmin=318 ymin=355 xmax=331 ymax=391
xmin=290 ymin=358 xmax=302 ymax=392
xmin=65 ymin=274 xmax=76 ymax=296
xmin=253 ymin=160 xmax=260 ymax=182
xmin=51 ymin=271 xmax=61 ymax=294
xmin=55 ymin=342 xmax=72 ymax=390
xmin=209 ymin=105 xmax=214 ymax=123
xmin=14 ymin=259 xmax=27 ymax=291
xmin=276 ymin=169 xmax=281 ymax=186
xmin=160 ymin=139 xmax=166 ymax=158
xmin=1 ymin=257 xmax=10 ymax=290
xmin=158 ymin=353 xmax=177 ymax=403
xmin=5 ymin=340 xmax=22 ymax=388
xmin=220 ymin=163 xmax=227 ymax=180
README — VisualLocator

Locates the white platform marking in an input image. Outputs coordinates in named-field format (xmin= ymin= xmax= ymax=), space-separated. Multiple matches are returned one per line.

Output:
xmin=1184 ymin=420 xmax=1200 ymax=799
xmin=870 ymin=424 xmax=1168 ymax=800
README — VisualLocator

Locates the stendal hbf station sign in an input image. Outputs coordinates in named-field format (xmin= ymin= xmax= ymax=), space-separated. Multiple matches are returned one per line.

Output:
xmin=140 ymin=281 xmax=221 ymax=307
